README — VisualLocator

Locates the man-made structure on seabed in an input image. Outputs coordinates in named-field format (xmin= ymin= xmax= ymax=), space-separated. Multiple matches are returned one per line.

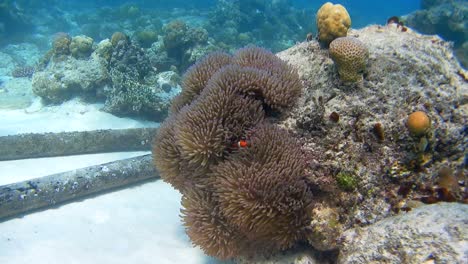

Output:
xmin=0 ymin=128 xmax=159 ymax=220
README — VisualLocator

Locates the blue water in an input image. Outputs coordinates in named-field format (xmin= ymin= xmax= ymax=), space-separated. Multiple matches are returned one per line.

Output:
xmin=2 ymin=0 xmax=422 ymax=47
xmin=2 ymin=0 xmax=466 ymax=67
xmin=48 ymin=0 xmax=422 ymax=27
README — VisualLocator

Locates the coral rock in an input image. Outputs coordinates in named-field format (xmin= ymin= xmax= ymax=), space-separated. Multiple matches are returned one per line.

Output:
xmin=110 ymin=31 xmax=129 ymax=47
xmin=52 ymin=32 xmax=72 ymax=56
xmin=32 ymin=56 xmax=109 ymax=103
xmin=70 ymin=35 xmax=94 ymax=58
xmin=338 ymin=203 xmax=468 ymax=263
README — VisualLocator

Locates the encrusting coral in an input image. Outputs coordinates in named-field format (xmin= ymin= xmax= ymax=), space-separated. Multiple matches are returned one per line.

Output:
xmin=152 ymin=46 xmax=313 ymax=259
xmin=52 ymin=32 xmax=72 ymax=56
xmin=329 ymin=36 xmax=369 ymax=82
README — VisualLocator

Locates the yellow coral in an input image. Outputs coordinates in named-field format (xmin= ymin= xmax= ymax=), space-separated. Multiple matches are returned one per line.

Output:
xmin=111 ymin=32 xmax=129 ymax=47
xmin=70 ymin=35 xmax=94 ymax=58
xmin=329 ymin=37 xmax=368 ymax=82
xmin=52 ymin=32 xmax=71 ymax=56
xmin=316 ymin=2 xmax=351 ymax=46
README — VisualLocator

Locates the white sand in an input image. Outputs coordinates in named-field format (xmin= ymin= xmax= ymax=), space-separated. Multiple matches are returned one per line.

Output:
xmin=0 ymin=152 xmax=149 ymax=185
xmin=0 ymin=99 xmax=158 ymax=136
xmin=0 ymin=101 xmax=228 ymax=264
xmin=0 ymin=180 xmax=224 ymax=264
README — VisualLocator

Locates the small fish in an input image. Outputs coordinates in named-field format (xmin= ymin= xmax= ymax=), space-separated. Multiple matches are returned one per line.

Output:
xmin=230 ymin=138 xmax=250 ymax=149
xmin=236 ymin=139 xmax=249 ymax=148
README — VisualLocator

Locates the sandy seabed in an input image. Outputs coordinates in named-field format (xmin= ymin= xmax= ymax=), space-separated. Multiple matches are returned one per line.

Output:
xmin=0 ymin=101 xmax=225 ymax=264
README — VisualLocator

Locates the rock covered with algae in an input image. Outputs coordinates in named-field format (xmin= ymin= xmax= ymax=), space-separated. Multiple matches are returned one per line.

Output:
xmin=255 ymin=24 xmax=467 ymax=262
xmin=338 ymin=202 xmax=467 ymax=263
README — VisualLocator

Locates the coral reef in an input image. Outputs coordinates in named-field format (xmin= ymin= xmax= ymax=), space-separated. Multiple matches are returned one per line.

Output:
xmin=31 ymin=34 xmax=179 ymax=120
xmin=52 ymin=32 xmax=72 ymax=56
xmin=163 ymin=20 xmax=208 ymax=53
xmin=110 ymin=31 xmax=130 ymax=47
xmin=32 ymin=54 xmax=109 ymax=103
xmin=69 ymin=35 xmax=94 ymax=58
xmin=421 ymin=0 xmax=447 ymax=9
xmin=276 ymin=24 xmax=467 ymax=252
xmin=103 ymin=38 xmax=170 ymax=120
xmin=404 ymin=0 xmax=467 ymax=68
xmin=11 ymin=65 xmax=34 ymax=78
xmin=329 ymin=37 xmax=368 ymax=83
xmin=207 ymin=0 xmax=314 ymax=52
xmin=161 ymin=19 xmax=212 ymax=71
xmin=134 ymin=30 xmax=159 ymax=48
xmin=316 ymin=2 xmax=351 ymax=46
xmin=152 ymin=46 xmax=310 ymax=259
xmin=406 ymin=0 xmax=467 ymax=45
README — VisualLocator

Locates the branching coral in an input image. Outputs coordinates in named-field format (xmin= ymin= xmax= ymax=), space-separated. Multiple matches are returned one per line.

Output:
xmin=152 ymin=46 xmax=311 ymax=259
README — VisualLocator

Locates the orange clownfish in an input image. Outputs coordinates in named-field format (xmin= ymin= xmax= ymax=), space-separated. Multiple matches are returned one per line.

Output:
xmin=232 ymin=139 xmax=250 ymax=149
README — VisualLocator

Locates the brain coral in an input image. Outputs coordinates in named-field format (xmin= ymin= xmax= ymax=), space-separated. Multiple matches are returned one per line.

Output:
xmin=316 ymin=2 xmax=351 ymax=46
xmin=152 ymin=46 xmax=312 ymax=259
xmin=329 ymin=36 xmax=369 ymax=82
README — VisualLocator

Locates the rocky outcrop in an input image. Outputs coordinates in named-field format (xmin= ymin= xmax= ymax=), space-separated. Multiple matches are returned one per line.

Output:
xmin=32 ymin=54 xmax=109 ymax=103
xmin=276 ymin=24 xmax=466 ymax=252
xmin=30 ymin=36 xmax=181 ymax=120
xmin=338 ymin=203 xmax=468 ymax=263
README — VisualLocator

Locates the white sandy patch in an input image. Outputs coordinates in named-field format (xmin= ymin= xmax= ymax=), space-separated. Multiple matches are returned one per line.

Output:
xmin=0 ymin=99 xmax=158 ymax=136
xmin=0 ymin=99 xmax=228 ymax=264
xmin=0 ymin=181 xmax=226 ymax=264
xmin=0 ymin=151 xmax=150 ymax=185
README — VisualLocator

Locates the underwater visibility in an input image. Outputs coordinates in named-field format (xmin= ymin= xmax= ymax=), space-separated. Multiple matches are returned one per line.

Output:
xmin=0 ymin=0 xmax=467 ymax=263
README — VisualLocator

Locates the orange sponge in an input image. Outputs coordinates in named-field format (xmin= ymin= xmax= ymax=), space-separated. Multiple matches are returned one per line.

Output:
xmin=407 ymin=111 xmax=431 ymax=136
